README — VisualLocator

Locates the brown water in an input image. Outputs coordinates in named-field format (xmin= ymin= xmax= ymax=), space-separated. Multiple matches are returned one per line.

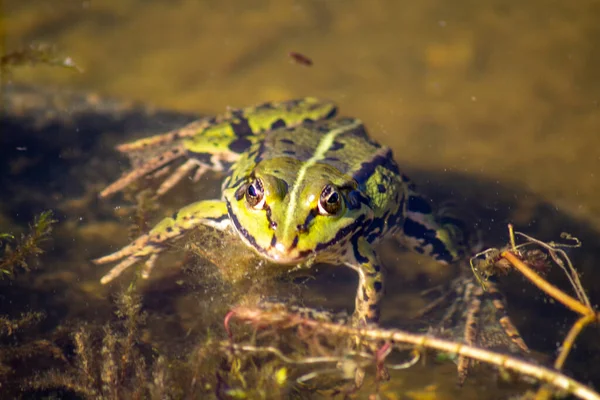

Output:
xmin=2 ymin=0 xmax=600 ymax=398
xmin=6 ymin=0 xmax=600 ymax=223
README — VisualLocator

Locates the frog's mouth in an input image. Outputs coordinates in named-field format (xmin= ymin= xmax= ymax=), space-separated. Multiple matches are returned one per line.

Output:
xmin=263 ymin=241 xmax=310 ymax=264
xmin=226 ymin=200 xmax=313 ymax=264
xmin=245 ymin=234 xmax=313 ymax=264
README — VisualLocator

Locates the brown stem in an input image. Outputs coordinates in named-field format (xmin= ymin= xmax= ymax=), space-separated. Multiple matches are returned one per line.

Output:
xmin=501 ymin=251 xmax=592 ymax=317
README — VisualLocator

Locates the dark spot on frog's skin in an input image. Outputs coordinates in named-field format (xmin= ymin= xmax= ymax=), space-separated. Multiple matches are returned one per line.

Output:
xmin=330 ymin=141 xmax=344 ymax=151
xmin=270 ymin=234 xmax=277 ymax=247
xmin=373 ymin=264 xmax=381 ymax=272
xmin=377 ymin=184 xmax=386 ymax=193
xmin=297 ymin=209 xmax=317 ymax=234
xmin=166 ymin=227 xmax=173 ymax=233
xmin=353 ymin=245 xmax=369 ymax=264
xmin=369 ymin=303 xmax=379 ymax=310
xmin=230 ymin=117 xmax=254 ymax=137
xmin=231 ymin=177 xmax=247 ymax=190
xmin=387 ymin=207 xmax=404 ymax=229
xmin=273 ymin=169 xmax=281 ymax=174
xmin=229 ymin=137 xmax=253 ymax=153
xmin=291 ymin=235 xmax=299 ymax=250
xmin=172 ymin=211 xmax=179 ymax=220
xmin=340 ymin=249 xmax=347 ymax=256
xmin=373 ymin=281 xmax=383 ymax=292
xmin=234 ymin=183 xmax=247 ymax=201
xmin=324 ymin=156 xmax=340 ymax=162
xmin=407 ymin=196 xmax=432 ymax=214
xmin=271 ymin=118 xmax=287 ymax=129
xmin=353 ymin=150 xmax=395 ymax=185
xmin=279 ymin=138 xmax=295 ymax=145
xmin=362 ymin=288 xmax=369 ymax=302
xmin=283 ymin=150 xmax=296 ymax=156
xmin=325 ymin=107 xmax=338 ymax=119
xmin=256 ymin=102 xmax=275 ymax=112
xmin=265 ymin=205 xmax=277 ymax=229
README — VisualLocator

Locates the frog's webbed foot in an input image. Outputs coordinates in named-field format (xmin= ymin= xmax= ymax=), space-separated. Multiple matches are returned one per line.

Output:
xmin=93 ymin=234 xmax=156 ymax=284
xmin=93 ymin=200 xmax=230 ymax=284
xmin=100 ymin=117 xmax=230 ymax=198
xmin=417 ymin=274 xmax=529 ymax=384
xmin=100 ymin=145 xmax=187 ymax=198
xmin=154 ymin=158 xmax=211 ymax=197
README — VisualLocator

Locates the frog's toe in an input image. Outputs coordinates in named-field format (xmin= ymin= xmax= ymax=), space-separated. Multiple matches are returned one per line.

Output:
xmin=99 ymin=255 xmax=141 ymax=284
xmin=99 ymin=146 xmax=185 ymax=198
xmin=141 ymin=253 xmax=159 ymax=279
xmin=156 ymin=159 xmax=204 ymax=197
xmin=94 ymin=235 xmax=158 ymax=283
xmin=92 ymin=235 xmax=150 ymax=265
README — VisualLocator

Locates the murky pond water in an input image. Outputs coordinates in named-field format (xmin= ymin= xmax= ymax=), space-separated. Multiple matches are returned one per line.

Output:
xmin=1 ymin=1 xmax=599 ymax=398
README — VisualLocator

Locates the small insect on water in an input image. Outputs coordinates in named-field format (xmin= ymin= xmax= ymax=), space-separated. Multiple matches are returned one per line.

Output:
xmin=288 ymin=52 xmax=313 ymax=67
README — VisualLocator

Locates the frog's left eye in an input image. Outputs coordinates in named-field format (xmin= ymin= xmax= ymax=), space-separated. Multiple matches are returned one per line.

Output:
xmin=318 ymin=185 xmax=342 ymax=216
xmin=246 ymin=178 xmax=266 ymax=209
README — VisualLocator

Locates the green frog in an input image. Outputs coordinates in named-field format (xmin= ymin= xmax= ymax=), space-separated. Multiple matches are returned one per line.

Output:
xmin=93 ymin=98 xmax=518 ymax=337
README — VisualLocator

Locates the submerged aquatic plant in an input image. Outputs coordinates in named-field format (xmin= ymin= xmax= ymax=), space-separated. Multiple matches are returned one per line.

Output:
xmin=0 ymin=211 xmax=63 ymax=389
xmin=31 ymin=286 xmax=152 ymax=398
xmin=0 ymin=44 xmax=81 ymax=76
xmin=0 ymin=210 xmax=57 ymax=277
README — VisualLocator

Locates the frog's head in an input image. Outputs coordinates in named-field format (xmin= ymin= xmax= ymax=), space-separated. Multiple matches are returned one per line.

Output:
xmin=223 ymin=158 xmax=372 ymax=264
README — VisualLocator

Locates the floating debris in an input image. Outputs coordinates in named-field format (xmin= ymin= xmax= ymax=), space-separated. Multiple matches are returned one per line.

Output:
xmin=288 ymin=51 xmax=313 ymax=66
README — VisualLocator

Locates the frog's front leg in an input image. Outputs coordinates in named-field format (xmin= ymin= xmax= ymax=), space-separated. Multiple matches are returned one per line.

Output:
xmin=93 ymin=200 xmax=230 ymax=284
xmin=345 ymin=236 xmax=385 ymax=325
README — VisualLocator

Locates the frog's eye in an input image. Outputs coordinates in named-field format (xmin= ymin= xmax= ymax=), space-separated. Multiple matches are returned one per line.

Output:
xmin=318 ymin=185 xmax=342 ymax=216
xmin=246 ymin=178 xmax=266 ymax=209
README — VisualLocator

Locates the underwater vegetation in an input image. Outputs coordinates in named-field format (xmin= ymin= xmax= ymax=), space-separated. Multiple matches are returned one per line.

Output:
xmin=0 ymin=44 xmax=81 ymax=79
xmin=0 ymin=210 xmax=56 ymax=278
xmin=0 ymin=48 xmax=599 ymax=399
xmin=1 ymin=210 xmax=598 ymax=399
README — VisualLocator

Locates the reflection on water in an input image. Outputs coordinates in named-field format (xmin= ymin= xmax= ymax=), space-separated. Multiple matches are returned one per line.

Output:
xmin=2 ymin=0 xmax=600 ymax=397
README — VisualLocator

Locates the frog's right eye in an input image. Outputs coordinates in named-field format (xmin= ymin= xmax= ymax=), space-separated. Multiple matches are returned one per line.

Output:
xmin=246 ymin=178 xmax=265 ymax=209
xmin=318 ymin=184 xmax=343 ymax=216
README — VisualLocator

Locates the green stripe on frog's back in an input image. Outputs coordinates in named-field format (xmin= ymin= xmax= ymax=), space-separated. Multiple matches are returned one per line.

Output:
xmin=256 ymin=118 xmax=378 ymax=174
xmin=281 ymin=119 xmax=362 ymax=239
xmin=183 ymin=98 xmax=337 ymax=156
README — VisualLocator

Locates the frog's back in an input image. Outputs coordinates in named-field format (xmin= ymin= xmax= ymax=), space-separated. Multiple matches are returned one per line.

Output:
xmin=259 ymin=118 xmax=396 ymax=182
